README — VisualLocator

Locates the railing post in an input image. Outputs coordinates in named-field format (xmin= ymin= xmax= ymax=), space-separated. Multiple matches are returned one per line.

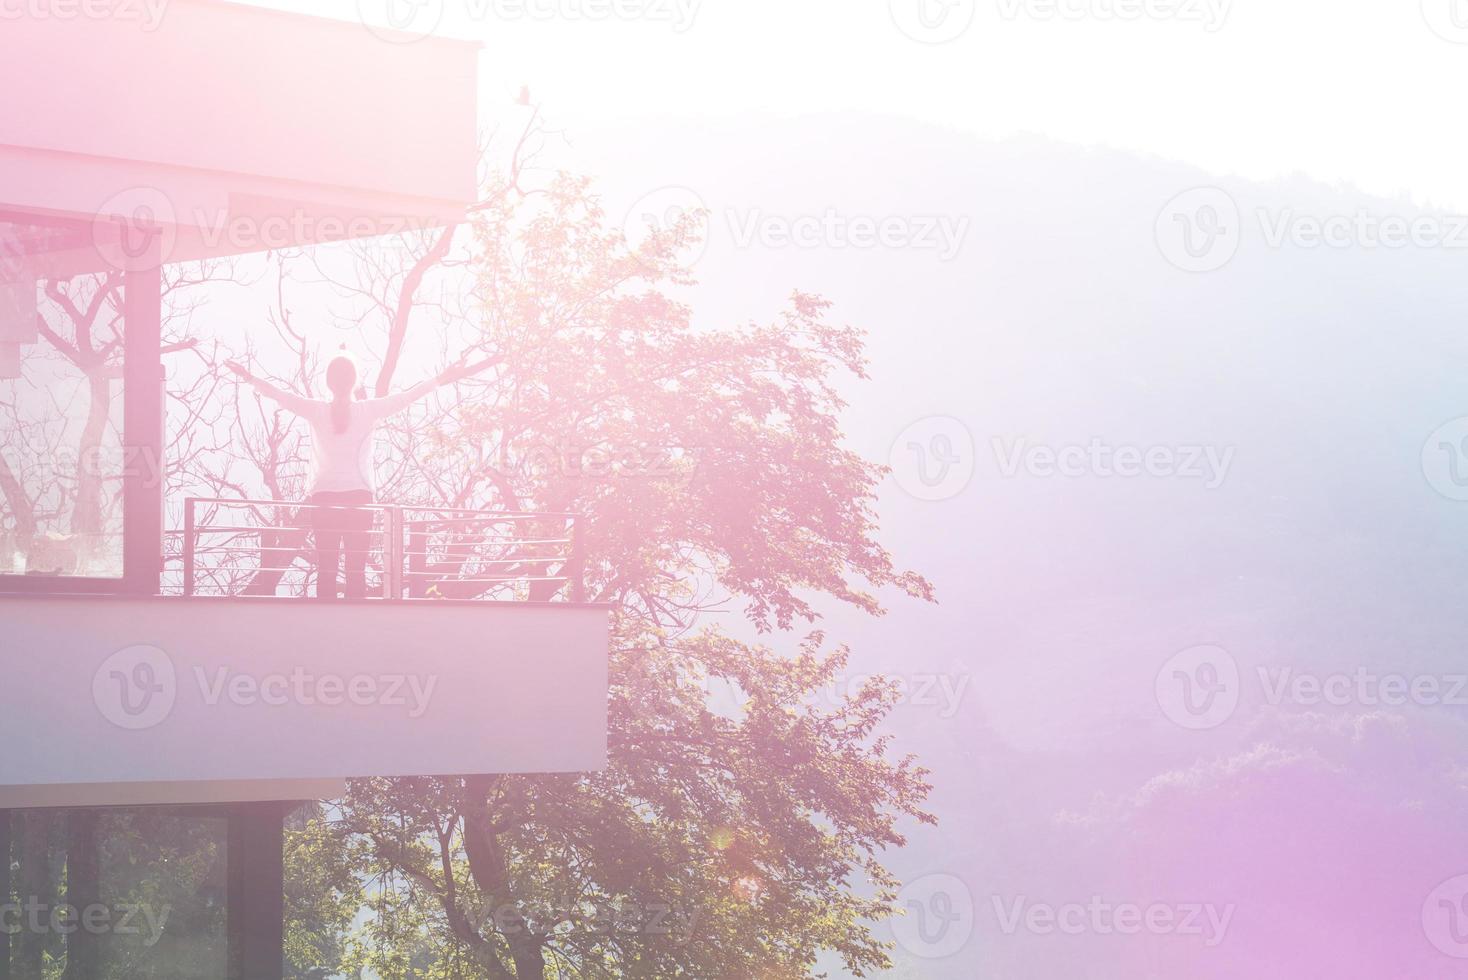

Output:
xmin=406 ymin=523 xmax=428 ymax=599
xmin=570 ymin=516 xmax=586 ymax=604
xmin=385 ymin=507 xmax=401 ymax=601
xmin=182 ymin=497 xmax=197 ymax=597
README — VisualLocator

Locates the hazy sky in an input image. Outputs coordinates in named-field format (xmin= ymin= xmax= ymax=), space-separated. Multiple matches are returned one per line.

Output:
xmin=246 ymin=0 xmax=1468 ymax=209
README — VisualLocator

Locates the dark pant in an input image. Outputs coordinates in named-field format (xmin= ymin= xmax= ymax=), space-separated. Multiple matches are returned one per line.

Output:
xmin=308 ymin=490 xmax=374 ymax=599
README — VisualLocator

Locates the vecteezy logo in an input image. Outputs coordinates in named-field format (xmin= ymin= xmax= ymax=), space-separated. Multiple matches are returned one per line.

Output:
xmin=1155 ymin=187 xmax=1241 ymax=273
xmin=1156 ymin=644 xmax=1240 ymax=730
xmin=93 ymin=645 xmax=177 ymax=731
xmin=357 ymin=0 xmax=445 ymax=43
xmin=889 ymin=0 xmax=976 ymax=43
xmin=1423 ymin=874 xmax=1468 ymax=957
xmin=622 ymin=186 xmax=712 ymax=268
xmin=1422 ymin=0 xmax=1468 ymax=43
xmin=113 ymin=208 xmax=160 ymax=260
xmin=890 ymin=416 xmax=976 ymax=502
xmin=892 ymin=873 xmax=974 ymax=959
xmin=90 ymin=187 xmax=178 ymax=274
xmin=1422 ymin=417 xmax=1468 ymax=502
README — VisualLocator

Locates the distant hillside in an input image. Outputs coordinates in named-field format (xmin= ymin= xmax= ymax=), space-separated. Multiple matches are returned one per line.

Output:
xmin=557 ymin=113 xmax=1468 ymax=978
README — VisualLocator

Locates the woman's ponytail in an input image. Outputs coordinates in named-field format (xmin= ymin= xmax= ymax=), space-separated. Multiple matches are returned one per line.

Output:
xmin=325 ymin=354 xmax=358 ymax=434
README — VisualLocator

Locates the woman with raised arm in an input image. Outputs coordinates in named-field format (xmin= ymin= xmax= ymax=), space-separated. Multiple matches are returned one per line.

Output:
xmin=225 ymin=352 xmax=479 ymax=600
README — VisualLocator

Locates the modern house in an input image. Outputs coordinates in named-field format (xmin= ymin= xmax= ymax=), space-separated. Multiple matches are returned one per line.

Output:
xmin=0 ymin=4 xmax=609 ymax=977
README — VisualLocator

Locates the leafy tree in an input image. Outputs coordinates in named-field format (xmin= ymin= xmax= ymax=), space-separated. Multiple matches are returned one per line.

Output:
xmin=295 ymin=174 xmax=935 ymax=979
xmin=284 ymin=804 xmax=361 ymax=979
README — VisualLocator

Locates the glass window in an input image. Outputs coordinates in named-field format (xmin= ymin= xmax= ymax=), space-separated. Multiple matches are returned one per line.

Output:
xmin=1 ymin=808 xmax=229 ymax=979
xmin=0 ymin=215 xmax=127 ymax=580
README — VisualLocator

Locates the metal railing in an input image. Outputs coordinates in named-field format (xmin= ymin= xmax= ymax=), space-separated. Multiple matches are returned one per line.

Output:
xmin=179 ymin=497 xmax=584 ymax=602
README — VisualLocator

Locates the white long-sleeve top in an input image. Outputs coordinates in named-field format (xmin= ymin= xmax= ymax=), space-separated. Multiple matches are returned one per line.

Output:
xmin=260 ymin=382 xmax=436 ymax=495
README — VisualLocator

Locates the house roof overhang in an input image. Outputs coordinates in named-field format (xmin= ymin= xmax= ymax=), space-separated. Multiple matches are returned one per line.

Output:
xmin=0 ymin=0 xmax=480 ymax=278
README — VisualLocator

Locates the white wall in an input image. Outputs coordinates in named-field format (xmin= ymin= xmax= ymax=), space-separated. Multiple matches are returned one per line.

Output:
xmin=0 ymin=597 xmax=608 ymax=807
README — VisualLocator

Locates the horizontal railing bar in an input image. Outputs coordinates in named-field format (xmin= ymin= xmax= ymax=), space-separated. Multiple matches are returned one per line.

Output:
xmin=186 ymin=496 xmax=385 ymax=508
xmin=180 ymin=496 xmax=581 ymax=602
xmin=187 ymin=497 xmax=575 ymax=518
xmin=188 ymin=563 xmax=381 ymax=570
xmin=402 ymin=540 xmax=571 ymax=549
xmin=413 ymin=575 xmax=570 ymax=582
xmin=402 ymin=516 xmax=572 ymax=525
xmin=189 ymin=530 xmax=562 ymax=541
xmin=192 ymin=548 xmax=386 ymax=554
xmin=192 ymin=529 xmax=386 ymax=537
xmin=396 ymin=510 xmax=578 ymax=519
xmin=187 ymin=522 xmax=559 ymax=533
xmin=340 ymin=558 xmax=554 ymax=565
xmin=405 ymin=560 xmax=565 ymax=568
xmin=190 ymin=548 xmax=565 ymax=559
xmin=192 ymin=563 xmax=390 ymax=569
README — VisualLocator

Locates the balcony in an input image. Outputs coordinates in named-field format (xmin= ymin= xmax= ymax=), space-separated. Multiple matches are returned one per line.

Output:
xmin=0 ymin=498 xmax=610 ymax=811
xmin=177 ymin=498 xmax=586 ymax=603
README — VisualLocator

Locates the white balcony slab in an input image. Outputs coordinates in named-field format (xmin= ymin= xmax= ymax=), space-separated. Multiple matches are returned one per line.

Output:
xmin=0 ymin=597 xmax=609 ymax=808
xmin=0 ymin=778 xmax=348 ymax=810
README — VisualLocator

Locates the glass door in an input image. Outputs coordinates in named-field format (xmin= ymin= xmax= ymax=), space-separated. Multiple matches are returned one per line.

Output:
xmin=0 ymin=807 xmax=229 ymax=979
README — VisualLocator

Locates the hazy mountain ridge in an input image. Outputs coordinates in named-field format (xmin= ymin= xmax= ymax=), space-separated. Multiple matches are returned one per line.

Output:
xmin=553 ymin=114 xmax=1468 ymax=977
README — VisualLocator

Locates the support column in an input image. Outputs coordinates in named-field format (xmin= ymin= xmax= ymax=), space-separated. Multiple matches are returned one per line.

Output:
xmin=0 ymin=810 xmax=9 ymax=980
xmin=63 ymin=810 xmax=100 ymax=980
xmin=122 ymin=246 xmax=164 ymax=597
xmin=226 ymin=802 xmax=286 ymax=980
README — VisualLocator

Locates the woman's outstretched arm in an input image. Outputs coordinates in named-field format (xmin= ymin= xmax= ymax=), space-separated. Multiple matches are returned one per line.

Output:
xmin=368 ymin=353 xmax=499 ymax=416
xmin=225 ymin=360 xmax=316 ymax=415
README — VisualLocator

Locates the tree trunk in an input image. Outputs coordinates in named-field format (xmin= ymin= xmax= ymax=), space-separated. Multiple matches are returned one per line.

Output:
xmin=509 ymin=945 xmax=546 ymax=979
xmin=70 ymin=371 xmax=113 ymax=570
xmin=0 ymin=452 xmax=35 ymax=566
xmin=63 ymin=811 xmax=100 ymax=980
xmin=460 ymin=779 xmax=546 ymax=979
xmin=15 ymin=811 xmax=56 ymax=978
